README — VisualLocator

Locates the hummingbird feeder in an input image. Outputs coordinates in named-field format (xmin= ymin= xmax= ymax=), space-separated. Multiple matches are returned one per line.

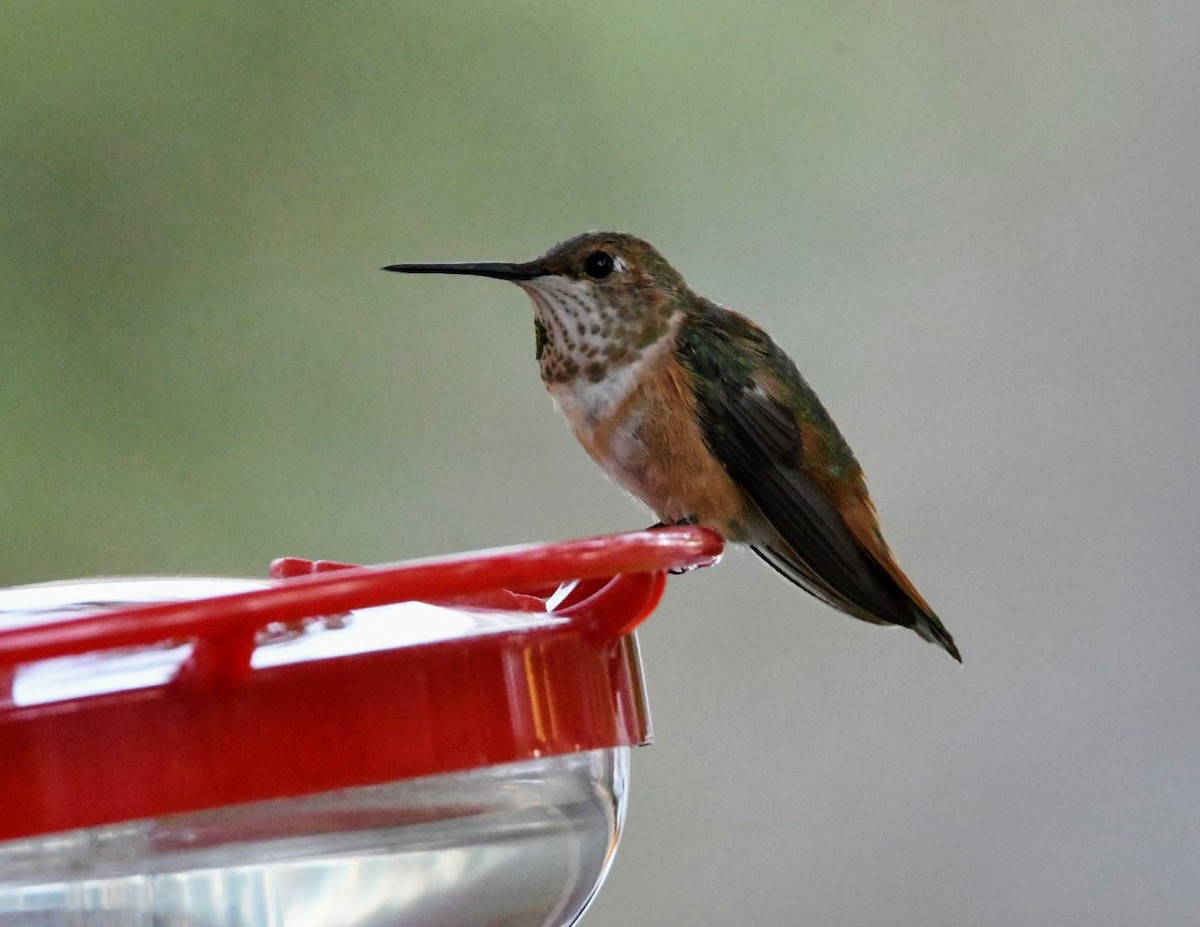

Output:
xmin=0 ymin=527 xmax=722 ymax=927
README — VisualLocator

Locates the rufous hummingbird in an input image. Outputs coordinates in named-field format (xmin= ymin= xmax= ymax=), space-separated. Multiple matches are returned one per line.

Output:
xmin=385 ymin=232 xmax=960 ymax=661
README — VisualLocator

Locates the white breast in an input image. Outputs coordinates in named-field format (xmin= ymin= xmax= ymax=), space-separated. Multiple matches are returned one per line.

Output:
xmin=550 ymin=336 xmax=670 ymax=428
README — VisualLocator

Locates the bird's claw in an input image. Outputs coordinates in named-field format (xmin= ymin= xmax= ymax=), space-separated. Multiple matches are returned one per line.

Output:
xmin=649 ymin=517 xmax=703 ymax=573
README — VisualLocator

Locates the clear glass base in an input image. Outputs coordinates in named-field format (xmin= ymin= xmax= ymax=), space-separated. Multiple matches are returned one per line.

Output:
xmin=0 ymin=748 xmax=628 ymax=927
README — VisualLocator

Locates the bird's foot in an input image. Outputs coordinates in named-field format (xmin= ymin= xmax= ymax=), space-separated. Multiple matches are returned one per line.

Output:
xmin=646 ymin=517 xmax=703 ymax=573
xmin=648 ymin=516 xmax=699 ymax=530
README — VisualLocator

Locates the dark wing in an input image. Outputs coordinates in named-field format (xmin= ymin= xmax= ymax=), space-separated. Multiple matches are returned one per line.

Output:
xmin=677 ymin=303 xmax=960 ymax=660
xmin=702 ymin=373 xmax=911 ymax=622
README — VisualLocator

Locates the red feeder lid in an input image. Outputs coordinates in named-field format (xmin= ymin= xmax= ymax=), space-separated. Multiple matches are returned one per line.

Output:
xmin=0 ymin=527 xmax=723 ymax=843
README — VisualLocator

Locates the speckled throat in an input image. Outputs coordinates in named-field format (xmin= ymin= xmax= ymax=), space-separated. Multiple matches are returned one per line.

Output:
xmin=520 ymin=274 xmax=675 ymax=385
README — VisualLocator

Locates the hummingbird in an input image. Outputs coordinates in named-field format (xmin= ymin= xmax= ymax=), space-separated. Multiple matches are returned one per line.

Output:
xmin=385 ymin=232 xmax=960 ymax=662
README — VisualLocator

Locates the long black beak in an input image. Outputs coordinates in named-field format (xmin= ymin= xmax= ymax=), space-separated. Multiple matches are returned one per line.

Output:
xmin=382 ymin=261 xmax=547 ymax=281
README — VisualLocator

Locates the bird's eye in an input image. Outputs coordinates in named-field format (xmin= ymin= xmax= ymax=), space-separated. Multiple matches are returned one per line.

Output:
xmin=583 ymin=250 xmax=615 ymax=279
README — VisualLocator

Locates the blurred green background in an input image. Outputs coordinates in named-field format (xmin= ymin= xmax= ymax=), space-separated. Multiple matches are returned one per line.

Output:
xmin=4 ymin=3 xmax=1198 ymax=924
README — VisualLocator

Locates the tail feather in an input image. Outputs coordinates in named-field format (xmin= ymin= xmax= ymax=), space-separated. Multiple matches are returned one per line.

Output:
xmin=909 ymin=608 xmax=962 ymax=663
xmin=753 ymin=542 xmax=961 ymax=662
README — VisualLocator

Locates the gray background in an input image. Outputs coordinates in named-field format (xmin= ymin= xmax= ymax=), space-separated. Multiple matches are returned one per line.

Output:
xmin=4 ymin=4 xmax=1198 ymax=925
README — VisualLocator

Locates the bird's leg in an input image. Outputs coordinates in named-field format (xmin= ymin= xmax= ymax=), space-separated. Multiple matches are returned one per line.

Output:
xmin=647 ymin=516 xmax=699 ymax=529
xmin=646 ymin=516 xmax=703 ymax=574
